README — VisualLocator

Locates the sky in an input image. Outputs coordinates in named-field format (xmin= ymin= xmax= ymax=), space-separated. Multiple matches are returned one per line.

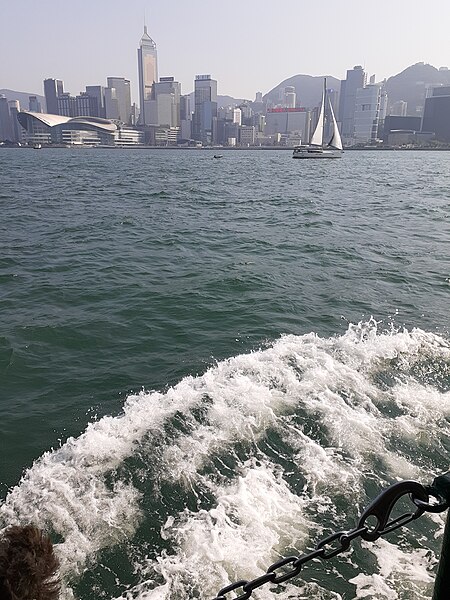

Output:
xmin=1 ymin=0 xmax=450 ymax=104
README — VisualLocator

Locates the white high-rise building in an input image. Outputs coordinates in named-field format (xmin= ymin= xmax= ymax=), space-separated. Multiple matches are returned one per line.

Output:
xmin=354 ymin=83 xmax=387 ymax=144
xmin=138 ymin=26 xmax=158 ymax=125
xmin=284 ymin=86 xmax=296 ymax=108
xmin=232 ymin=108 xmax=242 ymax=125
xmin=153 ymin=77 xmax=181 ymax=127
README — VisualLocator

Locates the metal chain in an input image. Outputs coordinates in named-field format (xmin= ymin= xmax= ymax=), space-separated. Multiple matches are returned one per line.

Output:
xmin=212 ymin=474 xmax=450 ymax=600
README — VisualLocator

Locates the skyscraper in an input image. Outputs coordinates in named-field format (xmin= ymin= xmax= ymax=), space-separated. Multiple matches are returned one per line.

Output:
xmin=338 ymin=65 xmax=366 ymax=144
xmin=106 ymin=77 xmax=132 ymax=124
xmin=353 ymin=83 xmax=387 ymax=144
xmin=85 ymin=86 xmax=106 ymax=118
xmin=44 ymin=78 xmax=64 ymax=114
xmin=137 ymin=25 xmax=158 ymax=125
xmin=193 ymin=75 xmax=218 ymax=144
xmin=8 ymin=100 xmax=23 ymax=143
xmin=0 ymin=95 xmax=14 ymax=141
xmin=153 ymin=77 xmax=181 ymax=127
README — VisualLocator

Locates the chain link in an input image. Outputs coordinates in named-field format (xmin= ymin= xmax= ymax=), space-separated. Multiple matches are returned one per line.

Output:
xmin=212 ymin=475 xmax=450 ymax=600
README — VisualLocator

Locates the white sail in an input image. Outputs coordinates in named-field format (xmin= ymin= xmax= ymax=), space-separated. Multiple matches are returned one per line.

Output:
xmin=328 ymin=99 xmax=343 ymax=150
xmin=310 ymin=82 xmax=325 ymax=146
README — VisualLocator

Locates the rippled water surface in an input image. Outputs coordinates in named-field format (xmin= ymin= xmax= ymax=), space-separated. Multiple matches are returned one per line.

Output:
xmin=0 ymin=149 xmax=449 ymax=599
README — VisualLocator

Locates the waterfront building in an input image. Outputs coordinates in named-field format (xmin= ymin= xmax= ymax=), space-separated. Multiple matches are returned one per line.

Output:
xmin=17 ymin=111 xmax=118 ymax=146
xmin=387 ymin=130 xmax=434 ymax=146
xmin=422 ymin=86 xmax=450 ymax=142
xmin=44 ymin=78 xmax=64 ymax=114
xmin=106 ymin=77 xmax=132 ymax=124
xmin=138 ymin=25 xmax=158 ymax=125
xmin=383 ymin=115 xmax=422 ymax=142
xmin=0 ymin=95 xmax=14 ymax=141
xmin=353 ymin=83 xmax=387 ymax=144
xmin=338 ymin=65 xmax=366 ymax=145
xmin=239 ymin=125 xmax=256 ymax=146
xmin=114 ymin=126 xmax=145 ymax=146
xmin=192 ymin=75 xmax=218 ymax=144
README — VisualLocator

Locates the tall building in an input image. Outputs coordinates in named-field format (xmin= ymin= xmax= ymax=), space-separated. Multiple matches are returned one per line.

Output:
xmin=44 ymin=78 xmax=64 ymax=114
xmin=0 ymin=95 xmax=14 ymax=141
xmin=106 ymin=77 xmax=132 ymax=124
xmin=8 ymin=100 xmax=23 ymax=143
xmin=152 ymin=77 xmax=181 ymax=127
xmin=353 ymin=83 xmax=387 ymax=144
xmin=105 ymin=87 xmax=120 ymax=120
xmin=85 ymin=86 xmax=106 ymax=118
xmin=137 ymin=25 xmax=158 ymax=125
xmin=180 ymin=94 xmax=192 ymax=140
xmin=338 ymin=65 xmax=366 ymax=144
xmin=193 ymin=75 xmax=218 ymax=144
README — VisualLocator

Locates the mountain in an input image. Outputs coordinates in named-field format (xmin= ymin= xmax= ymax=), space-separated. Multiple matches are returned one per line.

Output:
xmin=384 ymin=63 xmax=450 ymax=115
xmin=0 ymin=89 xmax=46 ymax=111
xmin=263 ymin=75 xmax=341 ymax=108
xmin=218 ymin=94 xmax=248 ymax=107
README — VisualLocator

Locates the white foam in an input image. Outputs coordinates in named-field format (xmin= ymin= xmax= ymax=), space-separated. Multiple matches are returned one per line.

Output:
xmin=350 ymin=538 xmax=436 ymax=598
xmin=116 ymin=460 xmax=312 ymax=599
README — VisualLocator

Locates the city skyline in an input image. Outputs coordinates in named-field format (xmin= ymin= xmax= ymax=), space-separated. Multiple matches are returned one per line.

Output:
xmin=1 ymin=0 xmax=450 ymax=103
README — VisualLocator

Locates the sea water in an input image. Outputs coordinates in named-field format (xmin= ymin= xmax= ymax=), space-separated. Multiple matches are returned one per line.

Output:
xmin=0 ymin=149 xmax=449 ymax=599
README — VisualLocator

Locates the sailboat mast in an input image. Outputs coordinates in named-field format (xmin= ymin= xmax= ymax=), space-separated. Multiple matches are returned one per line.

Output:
xmin=310 ymin=77 xmax=326 ymax=146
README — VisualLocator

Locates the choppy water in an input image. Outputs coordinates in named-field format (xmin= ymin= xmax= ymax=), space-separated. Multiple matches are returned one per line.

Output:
xmin=0 ymin=148 xmax=449 ymax=599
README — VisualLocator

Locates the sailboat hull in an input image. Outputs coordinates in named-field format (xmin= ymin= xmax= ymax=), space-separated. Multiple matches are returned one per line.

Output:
xmin=292 ymin=146 xmax=342 ymax=159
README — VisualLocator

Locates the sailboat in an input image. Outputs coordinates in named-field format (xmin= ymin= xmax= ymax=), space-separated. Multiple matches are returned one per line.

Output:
xmin=292 ymin=78 xmax=343 ymax=159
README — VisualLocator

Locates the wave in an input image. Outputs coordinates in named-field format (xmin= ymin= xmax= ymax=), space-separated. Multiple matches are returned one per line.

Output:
xmin=1 ymin=320 xmax=449 ymax=599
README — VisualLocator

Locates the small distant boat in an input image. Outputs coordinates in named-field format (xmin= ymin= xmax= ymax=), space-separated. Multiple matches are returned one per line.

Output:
xmin=293 ymin=78 xmax=343 ymax=159
xmin=33 ymin=143 xmax=42 ymax=150
xmin=213 ymin=154 xmax=223 ymax=159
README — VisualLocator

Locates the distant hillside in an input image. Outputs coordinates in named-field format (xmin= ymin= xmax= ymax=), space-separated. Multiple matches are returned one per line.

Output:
xmin=0 ymin=89 xmax=46 ymax=111
xmin=218 ymin=94 xmax=248 ymax=107
xmin=263 ymin=75 xmax=341 ymax=108
xmin=4 ymin=63 xmax=450 ymax=117
xmin=384 ymin=63 xmax=450 ymax=115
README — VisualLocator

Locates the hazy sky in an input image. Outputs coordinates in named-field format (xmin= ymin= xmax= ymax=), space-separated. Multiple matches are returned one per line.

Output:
xmin=1 ymin=0 xmax=450 ymax=103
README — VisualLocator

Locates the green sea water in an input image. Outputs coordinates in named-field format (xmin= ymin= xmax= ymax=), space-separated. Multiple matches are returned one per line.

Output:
xmin=0 ymin=148 xmax=449 ymax=600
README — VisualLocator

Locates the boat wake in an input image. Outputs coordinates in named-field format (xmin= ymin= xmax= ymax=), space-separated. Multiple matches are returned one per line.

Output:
xmin=1 ymin=320 xmax=449 ymax=599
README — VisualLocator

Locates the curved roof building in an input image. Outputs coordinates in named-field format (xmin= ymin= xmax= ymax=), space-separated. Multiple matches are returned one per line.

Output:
xmin=17 ymin=111 xmax=118 ymax=146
